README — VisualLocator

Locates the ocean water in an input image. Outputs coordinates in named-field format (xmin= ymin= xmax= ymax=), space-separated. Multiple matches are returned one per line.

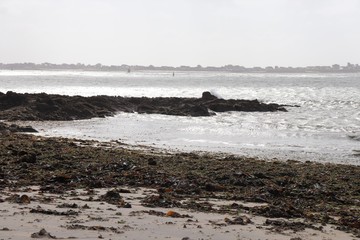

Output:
xmin=1 ymin=70 xmax=359 ymax=164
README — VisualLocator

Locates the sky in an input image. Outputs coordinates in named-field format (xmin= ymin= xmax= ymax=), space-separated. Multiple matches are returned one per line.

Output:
xmin=0 ymin=0 xmax=359 ymax=67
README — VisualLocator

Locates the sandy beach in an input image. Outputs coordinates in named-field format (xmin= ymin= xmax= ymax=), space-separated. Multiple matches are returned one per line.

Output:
xmin=0 ymin=186 xmax=355 ymax=240
xmin=0 ymin=128 xmax=359 ymax=239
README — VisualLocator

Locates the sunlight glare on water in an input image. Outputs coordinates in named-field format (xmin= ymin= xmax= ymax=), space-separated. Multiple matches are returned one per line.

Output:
xmin=1 ymin=70 xmax=359 ymax=164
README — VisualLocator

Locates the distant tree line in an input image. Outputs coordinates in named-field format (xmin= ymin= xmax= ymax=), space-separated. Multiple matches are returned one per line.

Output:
xmin=0 ymin=62 xmax=359 ymax=73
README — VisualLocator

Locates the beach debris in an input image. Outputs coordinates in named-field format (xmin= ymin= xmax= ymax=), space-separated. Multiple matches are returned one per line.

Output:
xmin=224 ymin=216 xmax=252 ymax=225
xmin=142 ymin=194 xmax=181 ymax=208
xmin=166 ymin=210 xmax=192 ymax=218
xmin=6 ymin=194 xmax=31 ymax=204
xmin=250 ymin=203 xmax=303 ymax=218
xmin=56 ymin=203 xmax=79 ymax=209
xmin=64 ymin=224 xmax=124 ymax=234
xmin=99 ymin=189 xmax=131 ymax=208
xmin=30 ymin=228 xmax=56 ymax=239
xmin=82 ymin=204 xmax=91 ymax=209
xmin=100 ymin=190 xmax=122 ymax=204
xmin=30 ymin=207 xmax=79 ymax=216
xmin=0 ymin=132 xmax=359 ymax=237
xmin=129 ymin=210 xmax=192 ymax=218
xmin=338 ymin=216 xmax=360 ymax=229
xmin=209 ymin=220 xmax=227 ymax=227
xmin=264 ymin=219 xmax=323 ymax=233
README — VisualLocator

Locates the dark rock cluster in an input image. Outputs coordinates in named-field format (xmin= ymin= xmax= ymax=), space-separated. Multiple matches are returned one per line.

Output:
xmin=0 ymin=122 xmax=37 ymax=133
xmin=0 ymin=91 xmax=288 ymax=121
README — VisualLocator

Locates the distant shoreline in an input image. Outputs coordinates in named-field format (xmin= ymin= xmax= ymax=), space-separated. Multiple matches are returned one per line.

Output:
xmin=1 ymin=62 xmax=360 ymax=73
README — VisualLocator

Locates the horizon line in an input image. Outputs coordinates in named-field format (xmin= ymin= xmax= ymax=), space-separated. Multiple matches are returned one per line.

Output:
xmin=0 ymin=62 xmax=359 ymax=69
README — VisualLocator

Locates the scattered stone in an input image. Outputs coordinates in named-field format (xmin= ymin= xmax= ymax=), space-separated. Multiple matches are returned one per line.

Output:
xmin=20 ymin=194 xmax=31 ymax=204
xmin=225 ymin=216 xmax=252 ymax=225
xmin=82 ymin=204 xmax=91 ymax=209
xmin=6 ymin=194 xmax=31 ymax=204
xmin=30 ymin=228 xmax=56 ymax=239
xmin=100 ymin=190 xmax=122 ymax=205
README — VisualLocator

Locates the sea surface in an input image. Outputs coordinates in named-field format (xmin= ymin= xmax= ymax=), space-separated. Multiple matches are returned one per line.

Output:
xmin=0 ymin=70 xmax=359 ymax=165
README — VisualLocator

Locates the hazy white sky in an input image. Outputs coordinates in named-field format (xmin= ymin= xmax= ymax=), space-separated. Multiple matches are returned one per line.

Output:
xmin=0 ymin=0 xmax=359 ymax=67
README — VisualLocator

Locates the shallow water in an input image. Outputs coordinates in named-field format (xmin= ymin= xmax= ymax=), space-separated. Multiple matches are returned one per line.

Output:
xmin=1 ymin=70 xmax=359 ymax=164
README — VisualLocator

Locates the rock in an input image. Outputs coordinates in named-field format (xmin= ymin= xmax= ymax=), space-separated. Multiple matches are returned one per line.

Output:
xmin=30 ymin=228 xmax=56 ymax=238
xmin=19 ymin=153 xmax=37 ymax=163
xmin=0 ymin=91 xmax=289 ymax=120
xmin=148 ymin=158 xmax=157 ymax=166
xmin=0 ymin=91 xmax=28 ymax=108
xmin=205 ymin=183 xmax=225 ymax=192
xmin=225 ymin=216 xmax=252 ymax=225
xmin=19 ymin=194 xmax=31 ymax=204
xmin=17 ymin=126 xmax=38 ymax=133
xmin=137 ymin=104 xmax=155 ymax=113
xmin=166 ymin=210 xmax=181 ymax=217
xmin=100 ymin=190 xmax=122 ymax=205
xmin=187 ymin=105 xmax=211 ymax=117
xmin=0 ymin=122 xmax=37 ymax=133
xmin=202 ymin=91 xmax=218 ymax=101
xmin=6 ymin=194 xmax=31 ymax=204
xmin=208 ymin=103 xmax=234 ymax=112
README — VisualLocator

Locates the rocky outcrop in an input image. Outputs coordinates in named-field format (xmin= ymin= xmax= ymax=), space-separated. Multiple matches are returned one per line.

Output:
xmin=0 ymin=122 xmax=37 ymax=133
xmin=0 ymin=91 xmax=289 ymax=121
